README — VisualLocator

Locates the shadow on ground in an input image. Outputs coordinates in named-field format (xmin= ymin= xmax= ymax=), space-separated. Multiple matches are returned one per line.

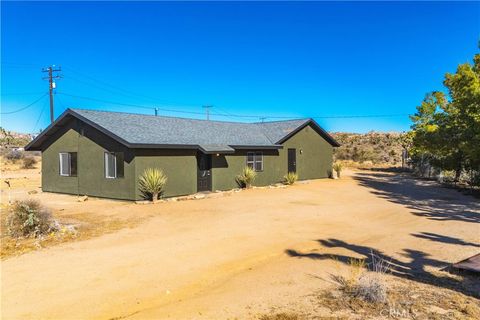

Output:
xmin=286 ymin=238 xmax=479 ymax=298
xmin=353 ymin=171 xmax=480 ymax=223
xmin=286 ymin=171 xmax=480 ymax=298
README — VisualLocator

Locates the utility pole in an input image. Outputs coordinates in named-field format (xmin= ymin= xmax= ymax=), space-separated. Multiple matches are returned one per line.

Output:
xmin=203 ymin=105 xmax=212 ymax=120
xmin=42 ymin=65 xmax=62 ymax=123
xmin=259 ymin=117 xmax=267 ymax=123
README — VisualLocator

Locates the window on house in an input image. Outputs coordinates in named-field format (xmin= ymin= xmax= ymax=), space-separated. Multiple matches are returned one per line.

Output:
xmin=104 ymin=152 xmax=124 ymax=179
xmin=246 ymin=151 xmax=263 ymax=171
xmin=59 ymin=152 xmax=77 ymax=177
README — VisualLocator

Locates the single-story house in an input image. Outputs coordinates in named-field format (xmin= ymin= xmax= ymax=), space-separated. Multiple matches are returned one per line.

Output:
xmin=25 ymin=108 xmax=340 ymax=200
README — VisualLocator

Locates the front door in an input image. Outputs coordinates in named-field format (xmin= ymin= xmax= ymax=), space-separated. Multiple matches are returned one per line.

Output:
xmin=197 ymin=153 xmax=212 ymax=192
xmin=288 ymin=148 xmax=296 ymax=173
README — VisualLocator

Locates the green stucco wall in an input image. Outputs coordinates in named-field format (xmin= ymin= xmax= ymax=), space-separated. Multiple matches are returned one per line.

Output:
xmin=211 ymin=124 xmax=334 ymax=191
xmin=134 ymin=149 xmax=197 ymax=199
xmin=40 ymin=120 xmax=333 ymax=200
xmin=42 ymin=118 xmax=136 ymax=200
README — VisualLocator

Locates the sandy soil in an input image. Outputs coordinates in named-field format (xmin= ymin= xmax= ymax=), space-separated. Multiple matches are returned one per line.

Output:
xmin=1 ymin=168 xmax=479 ymax=319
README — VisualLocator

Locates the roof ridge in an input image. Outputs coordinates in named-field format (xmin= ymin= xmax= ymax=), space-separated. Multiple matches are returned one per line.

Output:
xmin=70 ymin=108 xmax=310 ymax=125
xmin=72 ymin=108 xmax=295 ymax=125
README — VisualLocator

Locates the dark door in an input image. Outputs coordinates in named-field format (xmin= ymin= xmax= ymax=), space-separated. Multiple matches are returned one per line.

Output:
xmin=197 ymin=153 xmax=212 ymax=192
xmin=288 ymin=148 xmax=296 ymax=173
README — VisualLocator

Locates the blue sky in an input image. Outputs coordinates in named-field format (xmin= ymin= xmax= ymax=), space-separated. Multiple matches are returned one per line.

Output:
xmin=1 ymin=1 xmax=478 ymax=133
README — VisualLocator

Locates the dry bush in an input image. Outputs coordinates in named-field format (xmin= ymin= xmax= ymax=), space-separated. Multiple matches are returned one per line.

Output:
xmin=355 ymin=273 xmax=387 ymax=303
xmin=330 ymin=257 xmax=366 ymax=293
xmin=6 ymin=199 xmax=58 ymax=238
xmin=5 ymin=149 xmax=24 ymax=162
xmin=22 ymin=156 xmax=37 ymax=169
xmin=331 ymin=253 xmax=389 ymax=304
xmin=283 ymin=172 xmax=298 ymax=185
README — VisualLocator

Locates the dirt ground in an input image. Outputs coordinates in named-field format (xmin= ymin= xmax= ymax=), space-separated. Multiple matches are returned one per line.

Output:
xmin=1 ymin=163 xmax=479 ymax=319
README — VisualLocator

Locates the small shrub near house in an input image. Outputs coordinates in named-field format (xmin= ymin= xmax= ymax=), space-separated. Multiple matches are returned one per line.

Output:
xmin=283 ymin=172 xmax=298 ymax=185
xmin=6 ymin=199 xmax=58 ymax=238
xmin=333 ymin=162 xmax=343 ymax=178
xmin=138 ymin=168 xmax=167 ymax=202
xmin=236 ymin=166 xmax=256 ymax=188
xmin=22 ymin=156 xmax=37 ymax=169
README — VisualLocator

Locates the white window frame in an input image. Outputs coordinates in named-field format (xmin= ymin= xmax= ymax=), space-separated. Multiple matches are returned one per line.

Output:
xmin=59 ymin=152 xmax=71 ymax=176
xmin=246 ymin=151 xmax=263 ymax=172
xmin=104 ymin=152 xmax=117 ymax=179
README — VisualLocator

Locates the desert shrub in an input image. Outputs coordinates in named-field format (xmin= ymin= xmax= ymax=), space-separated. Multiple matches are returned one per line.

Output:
xmin=236 ymin=166 xmax=256 ymax=188
xmin=355 ymin=272 xmax=387 ymax=303
xmin=438 ymin=170 xmax=456 ymax=183
xmin=466 ymin=170 xmax=480 ymax=188
xmin=6 ymin=199 xmax=57 ymax=238
xmin=22 ymin=156 xmax=37 ymax=169
xmin=138 ymin=168 xmax=167 ymax=202
xmin=5 ymin=149 xmax=24 ymax=162
xmin=331 ymin=253 xmax=389 ymax=304
xmin=283 ymin=172 xmax=298 ymax=185
xmin=333 ymin=162 xmax=343 ymax=178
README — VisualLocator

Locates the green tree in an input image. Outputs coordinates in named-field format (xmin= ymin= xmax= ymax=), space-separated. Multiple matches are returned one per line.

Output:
xmin=409 ymin=50 xmax=480 ymax=182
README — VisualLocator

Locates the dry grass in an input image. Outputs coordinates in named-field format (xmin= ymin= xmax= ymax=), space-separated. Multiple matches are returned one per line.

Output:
xmin=316 ymin=275 xmax=480 ymax=320
xmin=258 ymin=313 xmax=301 ymax=320
xmin=1 ymin=208 xmax=148 ymax=259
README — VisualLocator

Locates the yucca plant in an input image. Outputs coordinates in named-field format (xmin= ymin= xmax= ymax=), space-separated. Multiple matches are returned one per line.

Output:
xmin=283 ymin=172 xmax=298 ymax=185
xmin=236 ymin=166 xmax=257 ymax=188
xmin=138 ymin=168 xmax=167 ymax=202
xmin=333 ymin=162 xmax=343 ymax=179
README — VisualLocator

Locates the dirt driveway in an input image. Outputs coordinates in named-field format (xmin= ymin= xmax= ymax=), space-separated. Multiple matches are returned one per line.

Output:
xmin=2 ymin=170 xmax=479 ymax=319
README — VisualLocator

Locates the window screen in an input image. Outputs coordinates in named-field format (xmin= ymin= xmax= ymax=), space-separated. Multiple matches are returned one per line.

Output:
xmin=59 ymin=153 xmax=70 ymax=176
xmin=246 ymin=152 xmax=255 ymax=169
xmin=246 ymin=151 xmax=263 ymax=171
xmin=254 ymin=152 xmax=263 ymax=171
xmin=105 ymin=152 xmax=117 ymax=178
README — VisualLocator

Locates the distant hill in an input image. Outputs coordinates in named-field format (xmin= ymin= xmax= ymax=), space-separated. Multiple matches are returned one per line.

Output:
xmin=0 ymin=128 xmax=405 ymax=166
xmin=331 ymin=131 xmax=405 ymax=166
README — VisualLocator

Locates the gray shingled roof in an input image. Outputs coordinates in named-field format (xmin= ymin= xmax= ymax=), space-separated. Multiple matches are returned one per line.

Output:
xmin=26 ymin=109 xmax=340 ymax=151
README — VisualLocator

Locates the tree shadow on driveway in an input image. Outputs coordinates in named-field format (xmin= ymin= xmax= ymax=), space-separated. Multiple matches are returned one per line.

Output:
xmin=353 ymin=171 xmax=480 ymax=224
xmin=286 ymin=238 xmax=479 ymax=298
xmin=411 ymin=232 xmax=480 ymax=248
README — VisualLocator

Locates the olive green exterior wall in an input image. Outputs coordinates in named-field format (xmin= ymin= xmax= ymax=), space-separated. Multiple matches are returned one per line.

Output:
xmin=134 ymin=149 xmax=197 ymax=199
xmin=211 ymin=124 xmax=333 ymax=191
xmin=40 ymin=120 xmax=333 ymax=200
xmin=41 ymin=118 xmax=136 ymax=200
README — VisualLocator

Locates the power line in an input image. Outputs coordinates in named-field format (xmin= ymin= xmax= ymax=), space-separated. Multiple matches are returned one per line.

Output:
xmin=203 ymin=105 xmax=212 ymax=120
xmin=63 ymin=66 xmax=163 ymax=103
xmin=59 ymin=92 xmax=410 ymax=120
xmin=33 ymin=100 xmax=48 ymax=133
xmin=1 ymin=92 xmax=47 ymax=96
xmin=0 ymin=94 xmax=47 ymax=115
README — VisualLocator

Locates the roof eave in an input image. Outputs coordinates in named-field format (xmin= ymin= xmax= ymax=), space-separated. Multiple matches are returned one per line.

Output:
xmin=276 ymin=118 xmax=341 ymax=147
xmin=230 ymin=145 xmax=283 ymax=150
